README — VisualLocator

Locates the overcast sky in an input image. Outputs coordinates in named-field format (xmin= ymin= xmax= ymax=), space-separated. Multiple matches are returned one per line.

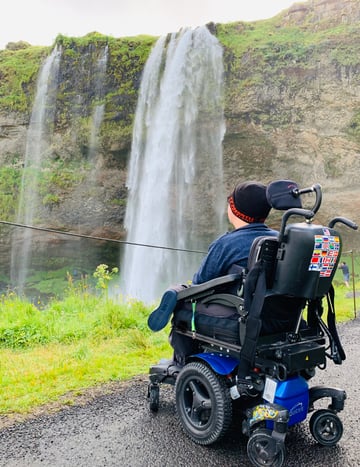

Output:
xmin=1 ymin=0 xmax=299 ymax=50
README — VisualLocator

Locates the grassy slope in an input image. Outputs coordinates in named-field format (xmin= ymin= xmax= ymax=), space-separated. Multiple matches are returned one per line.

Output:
xmin=0 ymin=286 xmax=171 ymax=416
xmin=0 ymin=272 xmax=357 ymax=418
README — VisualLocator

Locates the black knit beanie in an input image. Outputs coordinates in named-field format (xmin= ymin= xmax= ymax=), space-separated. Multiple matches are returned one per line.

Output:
xmin=228 ymin=181 xmax=271 ymax=223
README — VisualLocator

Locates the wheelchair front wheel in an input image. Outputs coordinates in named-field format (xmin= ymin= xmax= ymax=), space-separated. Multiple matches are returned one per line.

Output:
xmin=148 ymin=383 xmax=160 ymax=412
xmin=247 ymin=428 xmax=286 ymax=467
xmin=175 ymin=361 xmax=232 ymax=445
xmin=309 ymin=409 xmax=343 ymax=446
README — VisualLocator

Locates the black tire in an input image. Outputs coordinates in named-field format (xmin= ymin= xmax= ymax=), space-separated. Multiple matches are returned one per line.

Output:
xmin=148 ymin=384 xmax=160 ymax=412
xmin=309 ymin=409 xmax=343 ymax=446
xmin=247 ymin=428 xmax=286 ymax=467
xmin=175 ymin=361 xmax=232 ymax=445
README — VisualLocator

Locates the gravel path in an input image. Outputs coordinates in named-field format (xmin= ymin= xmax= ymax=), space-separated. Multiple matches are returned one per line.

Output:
xmin=0 ymin=317 xmax=359 ymax=467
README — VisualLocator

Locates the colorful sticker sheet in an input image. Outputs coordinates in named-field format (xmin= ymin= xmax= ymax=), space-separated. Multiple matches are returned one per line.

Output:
xmin=308 ymin=229 xmax=340 ymax=277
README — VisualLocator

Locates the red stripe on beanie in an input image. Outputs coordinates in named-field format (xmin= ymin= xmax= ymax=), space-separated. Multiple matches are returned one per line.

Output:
xmin=228 ymin=195 xmax=266 ymax=223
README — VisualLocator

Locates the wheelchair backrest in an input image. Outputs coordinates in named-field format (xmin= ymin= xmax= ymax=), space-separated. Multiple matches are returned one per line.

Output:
xmin=260 ymin=180 xmax=341 ymax=299
xmin=248 ymin=181 xmax=342 ymax=300
xmin=271 ymin=222 xmax=341 ymax=299
xmin=238 ymin=181 xmax=356 ymax=375
xmin=247 ymin=224 xmax=342 ymax=300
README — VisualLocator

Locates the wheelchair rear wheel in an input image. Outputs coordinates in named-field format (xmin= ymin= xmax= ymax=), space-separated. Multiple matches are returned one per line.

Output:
xmin=175 ymin=361 xmax=232 ymax=445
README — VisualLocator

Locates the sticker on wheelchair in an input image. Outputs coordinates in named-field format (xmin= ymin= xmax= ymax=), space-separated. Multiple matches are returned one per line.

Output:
xmin=309 ymin=232 xmax=340 ymax=277
xmin=263 ymin=377 xmax=277 ymax=403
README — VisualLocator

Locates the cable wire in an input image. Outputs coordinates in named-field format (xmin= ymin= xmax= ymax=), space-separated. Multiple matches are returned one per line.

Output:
xmin=0 ymin=220 xmax=207 ymax=255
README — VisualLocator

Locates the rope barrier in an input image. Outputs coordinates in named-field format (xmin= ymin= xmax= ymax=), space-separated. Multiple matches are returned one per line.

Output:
xmin=0 ymin=220 xmax=207 ymax=255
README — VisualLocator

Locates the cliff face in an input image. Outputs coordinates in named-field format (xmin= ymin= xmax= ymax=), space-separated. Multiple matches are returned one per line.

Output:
xmin=219 ymin=0 xmax=360 ymax=246
xmin=0 ymin=34 xmax=156 ymax=243
xmin=0 ymin=0 xmax=359 ymax=249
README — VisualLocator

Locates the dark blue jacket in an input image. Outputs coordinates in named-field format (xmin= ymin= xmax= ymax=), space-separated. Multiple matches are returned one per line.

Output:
xmin=192 ymin=223 xmax=278 ymax=284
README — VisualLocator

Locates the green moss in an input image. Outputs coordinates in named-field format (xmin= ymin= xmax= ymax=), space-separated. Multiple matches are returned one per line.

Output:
xmin=0 ymin=45 xmax=50 ymax=112
xmin=330 ymin=40 xmax=360 ymax=66
xmin=0 ymin=166 xmax=22 ymax=220
xmin=0 ymin=31 xmax=155 ymax=149
xmin=213 ymin=16 xmax=360 ymax=132
xmin=42 ymin=193 xmax=60 ymax=207
xmin=347 ymin=110 xmax=360 ymax=142
xmin=37 ymin=160 xmax=88 ymax=204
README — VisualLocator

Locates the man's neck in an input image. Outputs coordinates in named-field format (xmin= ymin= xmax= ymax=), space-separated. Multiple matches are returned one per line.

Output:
xmin=231 ymin=218 xmax=249 ymax=229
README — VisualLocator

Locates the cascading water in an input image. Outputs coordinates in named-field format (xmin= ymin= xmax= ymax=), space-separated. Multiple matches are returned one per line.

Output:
xmin=88 ymin=45 xmax=108 ymax=164
xmin=10 ymin=44 xmax=110 ymax=299
xmin=121 ymin=26 xmax=226 ymax=304
xmin=88 ymin=105 xmax=105 ymax=161
xmin=10 ymin=45 xmax=62 ymax=294
xmin=72 ymin=45 xmax=109 ymax=229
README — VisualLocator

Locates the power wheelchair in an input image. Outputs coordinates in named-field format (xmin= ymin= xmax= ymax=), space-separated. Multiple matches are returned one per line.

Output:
xmin=147 ymin=180 xmax=358 ymax=467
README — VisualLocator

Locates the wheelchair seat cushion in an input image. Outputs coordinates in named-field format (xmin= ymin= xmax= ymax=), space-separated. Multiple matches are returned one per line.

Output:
xmin=173 ymin=303 xmax=240 ymax=344
xmin=172 ymin=295 xmax=306 ymax=345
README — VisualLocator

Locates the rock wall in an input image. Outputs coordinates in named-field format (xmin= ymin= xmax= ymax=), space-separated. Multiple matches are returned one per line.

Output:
xmin=0 ymin=0 xmax=359 ymax=252
xmin=219 ymin=0 xmax=360 ymax=248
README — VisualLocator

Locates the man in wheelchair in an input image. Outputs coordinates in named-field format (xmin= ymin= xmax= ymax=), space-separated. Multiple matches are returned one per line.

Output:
xmin=147 ymin=179 xmax=357 ymax=467
xmin=149 ymin=180 xmax=307 ymax=363
xmin=148 ymin=181 xmax=279 ymax=360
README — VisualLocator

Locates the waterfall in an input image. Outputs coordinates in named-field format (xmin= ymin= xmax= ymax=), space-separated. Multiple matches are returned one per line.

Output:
xmin=88 ymin=104 xmax=105 ymax=162
xmin=121 ymin=26 xmax=226 ymax=304
xmin=10 ymin=45 xmax=62 ymax=294
xmin=88 ymin=45 xmax=108 ymax=164
xmin=73 ymin=45 xmax=109 ymax=230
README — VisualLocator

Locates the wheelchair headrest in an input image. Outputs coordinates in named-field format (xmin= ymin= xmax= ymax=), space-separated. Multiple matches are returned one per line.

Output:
xmin=266 ymin=180 xmax=302 ymax=210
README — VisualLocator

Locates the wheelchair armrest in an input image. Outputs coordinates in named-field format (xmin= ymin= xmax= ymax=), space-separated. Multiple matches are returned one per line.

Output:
xmin=201 ymin=293 xmax=246 ymax=316
xmin=177 ymin=273 xmax=242 ymax=302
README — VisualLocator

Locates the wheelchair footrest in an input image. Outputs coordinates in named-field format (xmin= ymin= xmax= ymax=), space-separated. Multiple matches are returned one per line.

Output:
xmin=149 ymin=359 xmax=183 ymax=385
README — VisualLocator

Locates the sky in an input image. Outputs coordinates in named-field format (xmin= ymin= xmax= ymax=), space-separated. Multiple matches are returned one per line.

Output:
xmin=0 ymin=0 xmax=299 ymax=50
